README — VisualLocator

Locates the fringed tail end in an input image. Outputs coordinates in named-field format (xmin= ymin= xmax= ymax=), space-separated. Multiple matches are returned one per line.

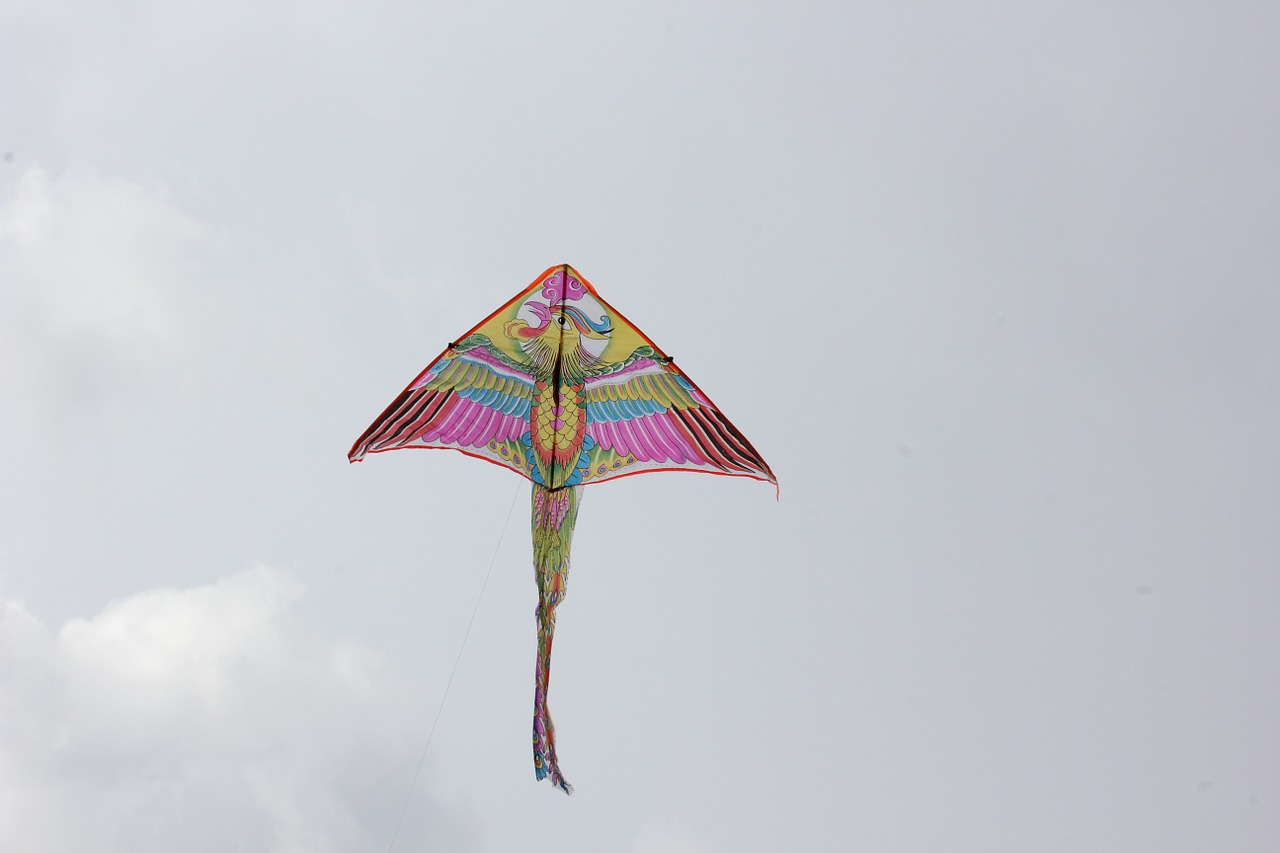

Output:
xmin=534 ymin=760 xmax=574 ymax=795
xmin=533 ymin=694 xmax=573 ymax=795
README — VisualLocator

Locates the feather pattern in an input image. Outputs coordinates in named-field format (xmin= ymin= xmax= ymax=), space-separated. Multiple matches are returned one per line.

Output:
xmin=348 ymin=342 xmax=536 ymax=474
xmin=582 ymin=358 xmax=774 ymax=485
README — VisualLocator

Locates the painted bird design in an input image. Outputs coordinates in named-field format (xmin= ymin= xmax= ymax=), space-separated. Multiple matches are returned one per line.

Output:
xmin=349 ymin=264 xmax=775 ymax=794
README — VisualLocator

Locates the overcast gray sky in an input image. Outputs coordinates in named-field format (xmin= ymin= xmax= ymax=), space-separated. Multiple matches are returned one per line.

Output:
xmin=3 ymin=2 xmax=1279 ymax=851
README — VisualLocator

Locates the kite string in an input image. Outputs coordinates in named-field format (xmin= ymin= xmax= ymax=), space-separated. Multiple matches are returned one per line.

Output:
xmin=386 ymin=481 xmax=525 ymax=853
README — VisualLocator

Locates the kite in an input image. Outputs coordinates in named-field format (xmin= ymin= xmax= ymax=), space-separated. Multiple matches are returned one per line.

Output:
xmin=349 ymin=264 xmax=775 ymax=794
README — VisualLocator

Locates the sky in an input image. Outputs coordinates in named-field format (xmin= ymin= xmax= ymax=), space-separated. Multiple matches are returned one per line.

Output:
xmin=2 ymin=2 xmax=1279 ymax=851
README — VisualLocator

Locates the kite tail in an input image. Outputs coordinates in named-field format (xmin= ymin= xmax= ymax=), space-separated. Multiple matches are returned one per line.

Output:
xmin=531 ymin=483 xmax=582 ymax=795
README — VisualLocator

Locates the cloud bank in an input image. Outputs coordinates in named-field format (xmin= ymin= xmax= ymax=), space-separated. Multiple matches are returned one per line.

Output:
xmin=0 ymin=567 xmax=476 ymax=853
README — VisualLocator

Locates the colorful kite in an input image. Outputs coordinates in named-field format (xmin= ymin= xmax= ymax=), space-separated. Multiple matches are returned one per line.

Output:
xmin=349 ymin=264 xmax=775 ymax=794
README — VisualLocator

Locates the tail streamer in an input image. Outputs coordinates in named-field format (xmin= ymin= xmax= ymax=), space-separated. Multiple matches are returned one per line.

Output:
xmin=531 ymin=483 xmax=581 ymax=794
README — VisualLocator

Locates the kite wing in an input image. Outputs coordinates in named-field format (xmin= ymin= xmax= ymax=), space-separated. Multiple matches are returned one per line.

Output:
xmin=347 ymin=336 xmax=536 ymax=478
xmin=582 ymin=357 xmax=775 ymax=486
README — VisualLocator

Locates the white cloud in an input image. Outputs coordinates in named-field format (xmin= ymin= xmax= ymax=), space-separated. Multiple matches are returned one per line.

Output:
xmin=0 ymin=567 xmax=476 ymax=853
xmin=0 ymin=164 xmax=201 ymax=342
xmin=0 ymin=164 xmax=214 ymax=440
